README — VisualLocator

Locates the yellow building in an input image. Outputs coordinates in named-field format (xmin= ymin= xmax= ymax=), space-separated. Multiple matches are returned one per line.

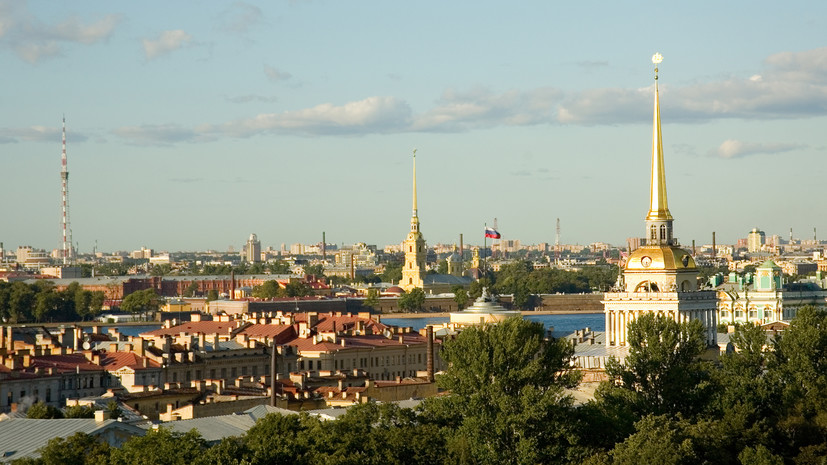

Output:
xmin=602 ymin=54 xmax=718 ymax=349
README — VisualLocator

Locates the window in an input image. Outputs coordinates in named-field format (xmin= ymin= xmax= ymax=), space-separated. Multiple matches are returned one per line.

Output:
xmin=660 ymin=224 xmax=667 ymax=241
xmin=650 ymin=225 xmax=657 ymax=240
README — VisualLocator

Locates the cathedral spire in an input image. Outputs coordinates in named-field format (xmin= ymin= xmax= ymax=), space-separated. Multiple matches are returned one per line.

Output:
xmin=410 ymin=149 xmax=420 ymax=233
xmin=412 ymin=149 xmax=418 ymax=217
xmin=647 ymin=52 xmax=672 ymax=222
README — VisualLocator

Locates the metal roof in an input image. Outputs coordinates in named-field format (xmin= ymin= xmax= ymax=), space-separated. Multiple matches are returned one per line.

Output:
xmin=0 ymin=418 xmax=145 ymax=463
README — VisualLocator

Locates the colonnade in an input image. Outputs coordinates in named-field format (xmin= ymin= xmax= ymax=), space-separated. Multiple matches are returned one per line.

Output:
xmin=605 ymin=307 xmax=717 ymax=347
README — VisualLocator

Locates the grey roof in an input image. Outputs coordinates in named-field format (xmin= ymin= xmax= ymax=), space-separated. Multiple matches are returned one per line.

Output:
xmin=149 ymin=405 xmax=298 ymax=444
xmin=151 ymin=414 xmax=257 ymax=444
xmin=0 ymin=418 xmax=145 ymax=463
xmin=304 ymin=407 xmax=349 ymax=420
xmin=244 ymin=404 xmax=297 ymax=421
xmin=423 ymin=274 xmax=473 ymax=286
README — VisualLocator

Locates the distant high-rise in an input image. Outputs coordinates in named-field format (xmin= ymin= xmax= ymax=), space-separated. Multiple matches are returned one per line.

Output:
xmin=401 ymin=150 xmax=425 ymax=291
xmin=245 ymin=234 xmax=262 ymax=263
xmin=747 ymin=228 xmax=766 ymax=253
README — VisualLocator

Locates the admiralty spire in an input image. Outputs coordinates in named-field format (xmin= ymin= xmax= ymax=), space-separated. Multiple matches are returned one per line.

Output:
xmin=603 ymin=53 xmax=718 ymax=349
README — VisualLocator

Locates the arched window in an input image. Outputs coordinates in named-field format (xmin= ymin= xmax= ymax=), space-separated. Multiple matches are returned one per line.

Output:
xmin=650 ymin=225 xmax=657 ymax=240
xmin=660 ymin=224 xmax=667 ymax=241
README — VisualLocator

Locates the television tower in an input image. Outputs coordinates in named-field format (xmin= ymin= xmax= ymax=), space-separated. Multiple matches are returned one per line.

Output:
xmin=555 ymin=218 xmax=560 ymax=264
xmin=61 ymin=116 xmax=73 ymax=265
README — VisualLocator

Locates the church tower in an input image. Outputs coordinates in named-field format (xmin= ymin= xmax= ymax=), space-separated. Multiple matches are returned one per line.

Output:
xmin=603 ymin=54 xmax=718 ymax=348
xmin=402 ymin=150 xmax=426 ymax=291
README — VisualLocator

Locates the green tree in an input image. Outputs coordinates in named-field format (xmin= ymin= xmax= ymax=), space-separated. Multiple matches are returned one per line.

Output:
xmin=268 ymin=261 xmax=291 ymax=274
xmin=104 ymin=400 xmax=122 ymax=420
xmin=398 ymin=287 xmax=426 ymax=312
xmin=303 ymin=264 xmax=325 ymax=277
xmin=468 ymin=278 xmax=492 ymax=300
xmin=26 ymin=402 xmax=64 ymax=419
xmin=182 ymin=282 xmax=199 ymax=297
xmin=9 ymin=281 xmax=36 ymax=323
xmin=120 ymin=289 xmax=162 ymax=318
xmin=284 ymin=281 xmax=313 ymax=297
xmin=28 ymin=432 xmax=111 ymax=465
xmin=252 ymin=280 xmax=283 ymax=299
xmin=88 ymin=291 xmax=105 ymax=320
xmin=249 ymin=262 xmax=266 ymax=274
xmin=64 ymin=404 xmax=96 ymax=418
xmin=452 ymin=286 xmax=469 ymax=310
xmin=768 ymin=306 xmax=827 ymax=456
xmin=206 ymin=289 xmax=219 ymax=301
xmin=363 ymin=288 xmax=381 ymax=310
xmin=596 ymin=314 xmax=712 ymax=428
xmin=381 ymin=261 xmax=403 ymax=284
xmin=241 ymin=413 xmax=316 ymax=465
xmin=423 ymin=317 xmax=581 ymax=464
xmin=110 ymin=428 xmax=207 ymax=465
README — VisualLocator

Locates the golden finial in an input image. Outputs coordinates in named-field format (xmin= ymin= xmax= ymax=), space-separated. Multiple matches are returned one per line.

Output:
xmin=652 ymin=52 xmax=662 ymax=82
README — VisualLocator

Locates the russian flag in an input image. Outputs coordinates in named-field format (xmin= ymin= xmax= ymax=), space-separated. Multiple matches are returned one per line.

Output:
xmin=485 ymin=227 xmax=501 ymax=239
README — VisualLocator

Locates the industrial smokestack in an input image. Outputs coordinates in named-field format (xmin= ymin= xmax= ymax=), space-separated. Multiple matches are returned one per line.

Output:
xmin=230 ymin=270 xmax=235 ymax=301
xmin=270 ymin=343 xmax=278 ymax=407
xmin=323 ymin=232 xmax=326 ymax=260
xmin=692 ymin=240 xmax=695 ymax=256
xmin=712 ymin=232 xmax=716 ymax=259
xmin=426 ymin=325 xmax=434 ymax=383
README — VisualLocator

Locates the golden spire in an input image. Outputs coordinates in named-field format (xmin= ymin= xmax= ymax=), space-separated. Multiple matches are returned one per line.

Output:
xmin=412 ymin=149 xmax=418 ymax=217
xmin=410 ymin=149 xmax=420 ymax=233
xmin=646 ymin=52 xmax=672 ymax=221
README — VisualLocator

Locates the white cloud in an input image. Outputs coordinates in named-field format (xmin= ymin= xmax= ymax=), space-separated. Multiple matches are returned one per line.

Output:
xmin=50 ymin=15 xmax=119 ymax=44
xmin=226 ymin=94 xmax=279 ymax=104
xmin=264 ymin=65 xmax=292 ymax=82
xmin=143 ymin=30 xmax=192 ymax=60
xmin=215 ymin=96 xmax=412 ymax=137
xmin=0 ymin=125 xmax=88 ymax=144
xmin=0 ymin=2 xmax=119 ymax=63
xmin=220 ymin=2 xmax=263 ymax=33
xmin=414 ymin=87 xmax=562 ymax=131
xmin=113 ymin=124 xmax=207 ymax=146
xmin=114 ymin=47 xmax=827 ymax=144
xmin=714 ymin=139 xmax=802 ymax=159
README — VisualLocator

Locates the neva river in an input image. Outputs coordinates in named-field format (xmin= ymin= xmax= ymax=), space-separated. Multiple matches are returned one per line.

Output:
xmin=108 ymin=313 xmax=604 ymax=338
xmin=382 ymin=313 xmax=604 ymax=335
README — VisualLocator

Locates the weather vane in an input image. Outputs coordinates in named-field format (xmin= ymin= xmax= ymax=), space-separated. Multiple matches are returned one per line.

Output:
xmin=652 ymin=52 xmax=663 ymax=80
xmin=413 ymin=148 xmax=417 ymax=158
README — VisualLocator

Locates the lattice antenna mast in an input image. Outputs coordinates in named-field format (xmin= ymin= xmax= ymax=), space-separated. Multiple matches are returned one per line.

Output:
xmin=555 ymin=218 xmax=561 ymax=264
xmin=61 ymin=116 xmax=73 ymax=264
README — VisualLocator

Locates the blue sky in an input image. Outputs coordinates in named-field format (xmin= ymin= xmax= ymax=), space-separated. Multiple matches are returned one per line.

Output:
xmin=2 ymin=0 xmax=826 ymax=253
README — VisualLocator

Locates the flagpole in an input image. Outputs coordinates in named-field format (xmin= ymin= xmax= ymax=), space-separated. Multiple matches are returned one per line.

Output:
xmin=483 ymin=222 xmax=487 ymax=276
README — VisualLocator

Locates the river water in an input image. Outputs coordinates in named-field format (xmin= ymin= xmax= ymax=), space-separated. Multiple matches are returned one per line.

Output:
xmin=106 ymin=313 xmax=604 ymax=338
xmin=382 ymin=313 xmax=604 ymax=335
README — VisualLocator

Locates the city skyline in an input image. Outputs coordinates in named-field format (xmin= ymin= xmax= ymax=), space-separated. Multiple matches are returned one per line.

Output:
xmin=2 ymin=1 xmax=827 ymax=252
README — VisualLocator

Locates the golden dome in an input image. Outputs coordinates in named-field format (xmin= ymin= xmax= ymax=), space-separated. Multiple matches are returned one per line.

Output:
xmin=625 ymin=246 xmax=696 ymax=271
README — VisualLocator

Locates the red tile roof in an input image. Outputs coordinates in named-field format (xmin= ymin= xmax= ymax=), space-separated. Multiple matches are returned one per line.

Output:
xmin=30 ymin=354 xmax=105 ymax=373
xmin=99 ymin=352 xmax=161 ymax=370
xmin=239 ymin=324 xmax=296 ymax=344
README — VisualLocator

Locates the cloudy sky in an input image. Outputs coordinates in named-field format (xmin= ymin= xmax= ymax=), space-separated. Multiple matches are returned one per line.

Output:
xmin=2 ymin=0 xmax=827 ymax=253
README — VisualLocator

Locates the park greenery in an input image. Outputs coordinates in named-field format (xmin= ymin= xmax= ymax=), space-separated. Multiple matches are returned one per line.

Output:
xmin=0 ymin=281 xmax=106 ymax=323
xmin=18 ymin=309 xmax=827 ymax=464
